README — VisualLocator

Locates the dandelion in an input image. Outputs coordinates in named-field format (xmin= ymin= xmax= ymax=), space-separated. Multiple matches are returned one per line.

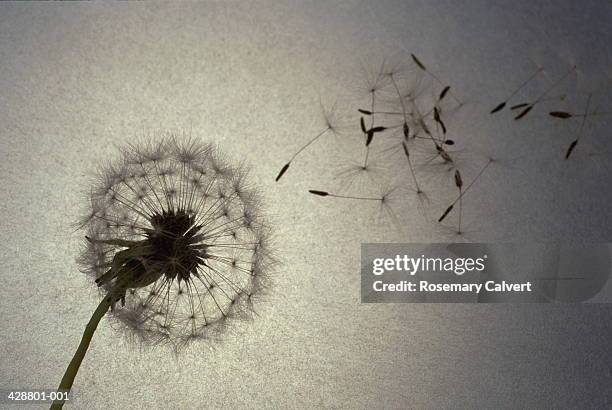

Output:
xmin=51 ymin=136 xmax=273 ymax=409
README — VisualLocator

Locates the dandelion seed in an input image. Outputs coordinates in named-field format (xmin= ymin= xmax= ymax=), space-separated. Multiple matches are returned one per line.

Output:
xmin=433 ymin=107 xmax=447 ymax=134
xmin=52 ymin=136 xmax=273 ymax=408
xmin=410 ymin=53 xmax=461 ymax=105
xmin=275 ymin=163 xmax=290 ymax=182
xmin=490 ymin=102 xmax=507 ymax=114
xmin=511 ymin=103 xmax=530 ymax=110
xmin=437 ymin=159 xmax=492 ymax=223
xmin=454 ymin=169 xmax=463 ymax=234
xmin=549 ymin=111 xmax=573 ymax=119
xmin=403 ymin=123 xmax=410 ymax=139
xmin=454 ymin=169 xmax=463 ymax=189
xmin=275 ymin=99 xmax=342 ymax=181
xmin=436 ymin=145 xmax=454 ymax=164
xmin=308 ymin=189 xmax=382 ymax=201
xmin=411 ymin=53 xmax=427 ymax=71
xmin=565 ymin=140 xmax=578 ymax=159
xmin=275 ymin=127 xmax=330 ymax=181
xmin=549 ymin=110 xmax=611 ymax=120
xmin=490 ymin=67 xmax=543 ymax=114
xmin=438 ymin=204 xmax=454 ymax=223
xmin=439 ymin=86 xmax=451 ymax=101
xmin=513 ymin=65 xmax=576 ymax=121
xmin=366 ymin=126 xmax=387 ymax=147
xmin=565 ymin=93 xmax=592 ymax=160
xmin=514 ymin=105 xmax=533 ymax=120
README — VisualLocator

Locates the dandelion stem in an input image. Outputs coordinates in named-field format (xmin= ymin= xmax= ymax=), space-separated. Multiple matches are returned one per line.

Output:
xmin=51 ymin=294 xmax=111 ymax=409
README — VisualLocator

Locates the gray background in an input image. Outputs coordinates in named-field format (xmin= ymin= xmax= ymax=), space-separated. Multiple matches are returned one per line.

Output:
xmin=1 ymin=1 xmax=612 ymax=409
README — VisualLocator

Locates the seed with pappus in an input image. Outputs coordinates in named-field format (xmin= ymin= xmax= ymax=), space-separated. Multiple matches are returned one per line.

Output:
xmin=51 ymin=136 xmax=273 ymax=409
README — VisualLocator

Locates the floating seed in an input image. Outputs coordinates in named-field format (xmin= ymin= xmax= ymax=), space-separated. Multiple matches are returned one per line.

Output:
xmin=433 ymin=107 xmax=447 ymax=133
xmin=438 ymin=204 xmax=454 ymax=222
xmin=490 ymin=67 xmax=543 ymax=114
xmin=549 ymin=111 xmax=573 ymax=119
xmin=275 ymin=163 xmax=290 ymax=182
xmin=511 ymin=103 xmax=530 ymax=110
xmin=514 ymin=105 xmax=533 ymax=120
xmin=454 ymin=170 xmax=463 ymax=189
xmin=565 ymin=140 xmax=578 ymax=159
xmin=411 ymin=53 xmax=426 ymax=71
xmin=490 ymin=102 xmax=506 ymax=114
xmin=370 ymin=126 xmax=387 ymax=133
xmin=439 ymin=86 xmax=451 ymax=101
xmin=366 ymin=130 xmax=374 ymax=146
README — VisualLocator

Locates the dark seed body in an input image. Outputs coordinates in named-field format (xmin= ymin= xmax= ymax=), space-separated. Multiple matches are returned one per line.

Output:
xmin=565 ymin=140 xmax=578 ymax=159
xmin=438 ymin=204 xmax=454 ymax=222
xmin=490 ymin=102 xmax=506 ymax=114
xmin=454 ymin=170 xmax=463 ymax=188
xmin=549 ymin=111 xmax=573 ymax=119
xmin=275 ymin=163 xmax=290 ymax=181
xmin=511 ymin=103 xmax=529 ymax=110
xmin=514 ymin=105 xmax=533 ymax=120
xmin=411 ymin=53 xmax=426 ymax=71
xmin=439 ymin=86 xmax=450 ymax=101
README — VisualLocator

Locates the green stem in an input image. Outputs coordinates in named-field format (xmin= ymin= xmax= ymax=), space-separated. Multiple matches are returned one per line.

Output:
xmin=51 ymin=294 xmax=111 ymax=409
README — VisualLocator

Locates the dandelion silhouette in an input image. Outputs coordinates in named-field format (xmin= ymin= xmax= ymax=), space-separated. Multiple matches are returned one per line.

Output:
xmin=51 ymin=137 xmax=272 ymax=409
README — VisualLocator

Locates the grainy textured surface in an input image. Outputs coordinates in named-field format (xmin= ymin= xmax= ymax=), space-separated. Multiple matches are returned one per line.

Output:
xmin=1 ymin=1 xmax=612 ymax=409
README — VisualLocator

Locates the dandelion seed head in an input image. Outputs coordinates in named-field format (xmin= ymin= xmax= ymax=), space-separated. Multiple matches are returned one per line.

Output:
xmin=77 ymin=135 xmax=273 ymax=349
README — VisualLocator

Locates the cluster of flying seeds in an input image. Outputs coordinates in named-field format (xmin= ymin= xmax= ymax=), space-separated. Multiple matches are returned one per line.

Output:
xmin=489 ymin=64 xmax=611 ymax=159
xmin=275 ymin=55 xmax=610 ymax=237
xmin=77 ymin=137 xmax=272 ymax=349
xmin=276 ymin=54 xmax=492 ymax=236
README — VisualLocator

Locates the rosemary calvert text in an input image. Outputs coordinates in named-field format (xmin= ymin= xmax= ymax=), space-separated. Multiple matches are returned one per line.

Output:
xmin=372 ymin=280 xmax=533 ymax=293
